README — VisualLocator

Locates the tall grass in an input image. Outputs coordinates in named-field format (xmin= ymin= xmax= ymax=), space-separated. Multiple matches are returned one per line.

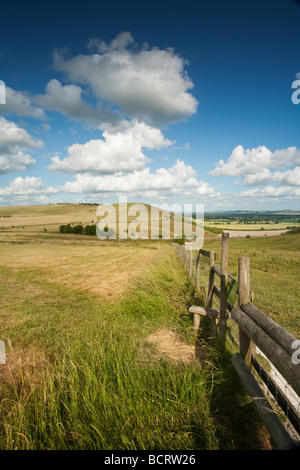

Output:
xmin=0 ymin=243 xmax=269 ymax=450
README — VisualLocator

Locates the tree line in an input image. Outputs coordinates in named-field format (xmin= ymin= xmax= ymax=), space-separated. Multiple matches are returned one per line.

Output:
xmin=59 ymin=224 xmax=97 ymax=236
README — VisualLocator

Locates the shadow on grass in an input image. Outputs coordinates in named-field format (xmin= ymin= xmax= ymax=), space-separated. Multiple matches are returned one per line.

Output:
xmin=191 ymin=317 xmax=273 ymax=450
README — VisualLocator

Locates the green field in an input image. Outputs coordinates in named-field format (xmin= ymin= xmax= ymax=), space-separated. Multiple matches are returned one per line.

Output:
xmin=1 ymin=203 xmax=299 ymax=450
xmin=203 ymin=210 xmax=300 ymax=232
xmin=202 ymin=232 xmax=300 ymax=337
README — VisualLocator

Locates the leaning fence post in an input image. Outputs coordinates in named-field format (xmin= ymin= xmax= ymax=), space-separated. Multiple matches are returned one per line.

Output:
xmin=238 ymin=256 xmax=255 ymax=367
xmin=219 ymin=233 xmax=229 ymax=347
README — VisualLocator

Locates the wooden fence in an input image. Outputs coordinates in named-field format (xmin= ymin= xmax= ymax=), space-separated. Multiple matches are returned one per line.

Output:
xmin=172 ymin=234 xmax=300 ymax=450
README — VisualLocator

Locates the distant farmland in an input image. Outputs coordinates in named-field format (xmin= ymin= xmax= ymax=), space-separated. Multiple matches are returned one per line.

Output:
xmin=202 ymin=210 xmax=300 ymax=232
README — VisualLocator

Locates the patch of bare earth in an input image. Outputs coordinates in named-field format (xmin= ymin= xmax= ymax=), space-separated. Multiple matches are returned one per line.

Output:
xmin=146 ymin=328 xmax=205 ymax=364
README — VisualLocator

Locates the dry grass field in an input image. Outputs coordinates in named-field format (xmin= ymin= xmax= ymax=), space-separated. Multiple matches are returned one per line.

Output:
xmin=0 ymin=238 xmax=163 ymax=300
xmin=0 ymin=203 xmax=101 ymax=233
xmin=0 ymin=202 xmax=204 ymax=300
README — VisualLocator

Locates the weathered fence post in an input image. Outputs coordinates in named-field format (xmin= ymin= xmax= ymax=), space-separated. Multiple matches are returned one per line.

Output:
xmin=182 ymin=245 xmax=187 ymax=270
xmin=219 ymin=233 xmax=229 ymax=347
xmin=180 ymin=245 xmax=184 ymax=264
xmin=189 ymin=248 xmax=193 ymax=279
xmin=172 ymin=236 xmax=300 ymax=446
xmin=207 ymin=250 xmax=217 ymax=337
xmin=238 ymin=256 xmax=255 ymax=366
xmin=206 ymin=251 xmax=215 ymax=308
xmin=196 ymin=250 xmax=200 ymax=292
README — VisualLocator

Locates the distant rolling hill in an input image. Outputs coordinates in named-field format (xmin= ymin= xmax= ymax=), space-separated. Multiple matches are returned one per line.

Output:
xmin=0 ymin=203 xmax=216 ymax=239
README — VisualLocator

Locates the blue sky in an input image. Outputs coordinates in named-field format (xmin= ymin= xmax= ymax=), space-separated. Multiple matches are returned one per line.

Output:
xmin=0 ymin=0 xmax=300 ymax=211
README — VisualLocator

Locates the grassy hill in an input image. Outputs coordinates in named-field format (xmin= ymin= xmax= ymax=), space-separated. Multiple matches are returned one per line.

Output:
xmin=0 ymin=202 xmax=217 ymax=240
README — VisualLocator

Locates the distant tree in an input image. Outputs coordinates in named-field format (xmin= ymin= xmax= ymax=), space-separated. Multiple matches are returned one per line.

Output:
xmin=63 ymin=224 xmax=73 ymax=233
xmin=84 ymin=224 xmax=97 ymax=236
xmin=72 ymin=224 xmax=84 ymax=234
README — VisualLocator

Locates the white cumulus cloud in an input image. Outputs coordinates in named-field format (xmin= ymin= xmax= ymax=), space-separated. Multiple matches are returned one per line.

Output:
xmin=53 ymin=32 xmax=198 ymax=125
xmin=35 ymin=79 xmax=116 ymax=125
xmin=241 ymin=185 xmax=300 ymax=198
xmin=61 ymin=159 xmax=217 ymax=199
xmin=1 ymin=87 xmax=46 ymax=120
xmin=0 ymin=176 xmax=44 ymax=196
xmin=48 ymin=120 xmax=173 ymax=174
xmin=0 ymin=117 xmax=43 ymax=174
xmin=210 ymin=144 xmax=300 ymax=186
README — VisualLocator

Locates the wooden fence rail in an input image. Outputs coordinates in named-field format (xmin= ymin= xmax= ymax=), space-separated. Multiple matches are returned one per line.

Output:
xmin=171 ymin=235 xmax=300 ymax=450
